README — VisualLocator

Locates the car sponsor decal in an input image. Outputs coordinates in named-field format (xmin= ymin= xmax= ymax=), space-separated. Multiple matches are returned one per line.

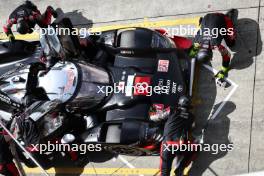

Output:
xmin=125 ymin=75 xmax=135 ymax=96
xmin=153 ymin=104 xmax=164 ymax=111
xmin=149 ymin=104 xmax=171 ymax=121
xmin=133 ymin=76 xmax=151 ymax=96
xmin=157 ymin=59 xmax=170 ymax=72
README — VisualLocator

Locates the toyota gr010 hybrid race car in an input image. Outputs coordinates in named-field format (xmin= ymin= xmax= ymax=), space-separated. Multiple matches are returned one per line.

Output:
xmin=0 ymin=19 xmax=201 ymax=164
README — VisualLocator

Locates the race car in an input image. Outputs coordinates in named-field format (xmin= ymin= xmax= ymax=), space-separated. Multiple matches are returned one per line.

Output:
xmin=0 ymin=19 xmax=201 ymax=168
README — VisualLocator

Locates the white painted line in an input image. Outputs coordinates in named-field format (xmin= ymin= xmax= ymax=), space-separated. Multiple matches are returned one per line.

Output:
xmin=211 ymin=84 xmax=238 ymax=120
xmin=118 ymin=155 xmax=136 ymax=169
xmin=118 ymin=155 xmax=144 ymax=176
xmin=203 ymin=64 xmax=238 ymax=87
xmin=203 ymin=64 xmax=239 ymax=120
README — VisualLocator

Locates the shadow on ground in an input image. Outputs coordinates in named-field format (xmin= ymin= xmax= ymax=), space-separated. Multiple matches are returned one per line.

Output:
xmin=55 ymin=8 xmax=93 ymax=28
xmin=190 ymin=101 xmax=235 ymax=176
xmin=192 ymin=61 xmax=217 ymax=136
xmin=189 ymin=15 xmax=261 ymax=176
xmin=230 ymin=18 xmax=262 ymax=70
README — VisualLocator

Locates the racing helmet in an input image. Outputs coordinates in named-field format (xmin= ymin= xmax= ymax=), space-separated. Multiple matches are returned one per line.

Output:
xmin=17 ymin=18 xmax=29 ymax=34
xmin=196 ymin=39 xmax=213 ymax=63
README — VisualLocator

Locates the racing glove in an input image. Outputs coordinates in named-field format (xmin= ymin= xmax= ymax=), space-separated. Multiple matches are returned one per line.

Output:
xmin=188 ymin=43 xmax=200 ymax=58
xmin=215 ymin=66 xmax=229 ymax=79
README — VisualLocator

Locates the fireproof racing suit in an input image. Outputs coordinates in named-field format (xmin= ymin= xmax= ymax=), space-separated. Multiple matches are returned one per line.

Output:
xmin=3 ymin=1 xmax=57 ymax=41
xmin=191 ymin=11 xmax=236 ymax=79
xmin=160 ymin=103 xmax=197 ymax=176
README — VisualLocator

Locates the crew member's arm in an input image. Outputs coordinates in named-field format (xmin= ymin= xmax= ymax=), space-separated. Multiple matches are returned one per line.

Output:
xmin=218 ymin=44 xmax=231 ymax=68
xmin=224 ymin=15 xmax=236 ymax=46
xmin=3 ymin=18 xmax=17 ymax=41
xmin=215 ymin=44 xmax=231 ymax=78
xmin=34 ymin=6 xmax=57 ymax=27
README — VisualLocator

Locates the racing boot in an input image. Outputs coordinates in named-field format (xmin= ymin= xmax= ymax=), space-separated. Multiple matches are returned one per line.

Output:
xmin=225 ymin=9 xmax=238 ymax=24
xmin=174 ymin=151 xmax=197 ymax=176
xmin=174 ymin=161 xmax=192 ymax=176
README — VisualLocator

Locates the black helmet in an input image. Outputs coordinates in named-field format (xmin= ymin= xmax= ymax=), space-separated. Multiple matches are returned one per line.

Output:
xmin=17 ymin=19 xmax=29 ymax=34
xmin=196 ymin=40 xmax=213 ymax=63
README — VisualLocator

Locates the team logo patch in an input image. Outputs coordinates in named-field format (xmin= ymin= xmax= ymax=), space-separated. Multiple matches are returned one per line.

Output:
xmin=157 ymin=60 xmax=170 ymax=72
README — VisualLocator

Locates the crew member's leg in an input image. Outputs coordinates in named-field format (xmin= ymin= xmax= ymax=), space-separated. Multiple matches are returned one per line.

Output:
xmin=217 ymin=44 xmax=231 ymax=68
xmin=0 ymin=135 xmax=19 ymax=176
xmin=223 ymin=15 xmax=236 ymax=47
xmin=174 ymin=150 xmax=198 ymax=176
xmin=160 ymin=111 xmax=194 ymax=176
xmin=160 ymin=141 xmax=176 ymax=176
xmin=38 ymin=6 xmax=57 ymax=27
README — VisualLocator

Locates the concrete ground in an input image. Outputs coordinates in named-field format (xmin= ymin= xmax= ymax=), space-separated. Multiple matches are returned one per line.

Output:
xmin=0 ymin=0 xmax=264 ymax=175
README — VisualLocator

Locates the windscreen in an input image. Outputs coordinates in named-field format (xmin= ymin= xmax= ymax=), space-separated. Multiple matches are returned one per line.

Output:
xmin=40 ymin=27 xmax=63 ymax=57
xmin=151 ymin=32 xmax=176 ymax=48
xmin=69 ymin=63 xmax=110 ymax=110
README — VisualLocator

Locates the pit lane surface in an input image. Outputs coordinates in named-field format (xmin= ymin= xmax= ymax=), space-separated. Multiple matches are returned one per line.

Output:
xmin=0 ymin=0 xmax=264 ymax=175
